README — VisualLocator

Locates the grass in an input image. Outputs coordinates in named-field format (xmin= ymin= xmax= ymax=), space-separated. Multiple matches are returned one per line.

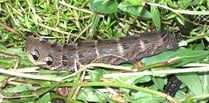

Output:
xmin=0 ymin=0 xmax=209 ymax=103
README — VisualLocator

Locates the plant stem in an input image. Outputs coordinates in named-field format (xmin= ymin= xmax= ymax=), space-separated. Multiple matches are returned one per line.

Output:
xmin=80 ymin=82 xmax=178 ymax=103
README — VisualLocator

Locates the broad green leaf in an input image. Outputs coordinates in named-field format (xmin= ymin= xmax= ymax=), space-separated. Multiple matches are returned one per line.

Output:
xmin=87 ymin=69 xmax=103 ymax=82
xmin=129 ymin=91 xmax=165 ymax=103
xmin=139 ymin=8 xmax=152 ymax=18
xmin=89 ymin=0 xmax=118 ymax=14
xmin=182 ymin=96 xmax=196 ymax=103
xmin=4 ymin=84 xmax=33 ymax=94
xmin=199 ymin=73 xmax=209 ymax=94
xmin=118 ymin=1 xmax=151 ymax=18
xmin=152 ymin=77 xmax=166 ymax=91
xmin=118 ymin=75 xmax=151 ymax=85
xmin=77 ymin=88 xmax=106 ymax=102
xmin=141 ymin=48 xmax=209 ymax=67
xmin=151 ymin=6 xmax=161 ymax=30
xmin=177 ymin=73 xmax=203 ymax=95
xmin=118 ymin=2 xmax=143 ymax=16
xmin=35 ymin=93 xmax=50 ymax=103
xmin=193 ymin=43 xmax=205 ymax=50
xmin=134 ymin=76 xmax=151 ymax=84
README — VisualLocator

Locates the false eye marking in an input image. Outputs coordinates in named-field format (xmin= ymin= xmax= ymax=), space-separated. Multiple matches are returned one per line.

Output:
xmin=30 ymin=49 xmax=40 ymax=61
xmin=45 ymin=55 xmax=53 ymax=65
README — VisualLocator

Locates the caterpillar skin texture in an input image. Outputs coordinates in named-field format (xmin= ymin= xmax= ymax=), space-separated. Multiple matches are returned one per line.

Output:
xmin=26 ymin=31 xmax=178 ymax=71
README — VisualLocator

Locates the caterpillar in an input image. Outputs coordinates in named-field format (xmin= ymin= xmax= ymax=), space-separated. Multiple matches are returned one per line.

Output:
xmin=26 ymin=31 xmax=178 ymax=71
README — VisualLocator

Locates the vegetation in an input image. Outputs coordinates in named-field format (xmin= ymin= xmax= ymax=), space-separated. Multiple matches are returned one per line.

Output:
xmin=0 ymin=0 xmax=209 ymax=103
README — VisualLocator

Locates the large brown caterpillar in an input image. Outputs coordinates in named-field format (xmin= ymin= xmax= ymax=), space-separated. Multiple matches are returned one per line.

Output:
xmin=26 ymin=31 xmax=178 ymax=71
xmin=0 ymin=22 xmax=178 ymax=71
xmin=0 ymin=22 xmax=181 ymax=96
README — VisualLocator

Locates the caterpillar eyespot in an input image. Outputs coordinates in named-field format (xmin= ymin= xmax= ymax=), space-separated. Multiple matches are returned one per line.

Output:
xmin=31 ymin=50 xmax=40 ymax=61
xmin=45 ymin=55 xmax=53 ymax=65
